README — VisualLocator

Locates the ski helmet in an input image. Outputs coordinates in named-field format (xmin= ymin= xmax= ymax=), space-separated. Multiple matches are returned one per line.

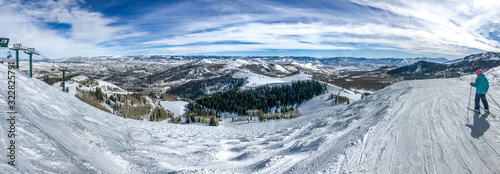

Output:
xmin=476 ymin=69 xmax=483 ymax=75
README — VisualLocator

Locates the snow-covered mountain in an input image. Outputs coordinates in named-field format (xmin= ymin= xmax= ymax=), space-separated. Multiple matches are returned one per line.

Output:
xmin=2 ymin=61 xmax=500 ymax=173
xmin=388 ymin=52 xmax=500 ymax=79
xmin=317 ymin=57 xmax=449 ymax=70
xmin=32 ymin=55 xmax=449 ymax=75
xmin=462 ymin=52 xmax=500 ymax=61
xmin=20 ymin=55 xmax=453 ymax=98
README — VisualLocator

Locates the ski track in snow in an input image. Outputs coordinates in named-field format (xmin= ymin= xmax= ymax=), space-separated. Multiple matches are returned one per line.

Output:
xmin=1 ymin=63 xmax=500 ymax=173
xmin=340 ymin=78 xmax=500 ymax=173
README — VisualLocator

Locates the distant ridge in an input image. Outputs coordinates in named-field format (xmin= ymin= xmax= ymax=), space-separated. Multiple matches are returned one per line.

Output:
xmin=462 ymin=52 xmax=500 ymax=61
xmin=48 ymin=55 xmax=449 ymax=71
xmin=388 ymin=52 xmax=500 ymax=79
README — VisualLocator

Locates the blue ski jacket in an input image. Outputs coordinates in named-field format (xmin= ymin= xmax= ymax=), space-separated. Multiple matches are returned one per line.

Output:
xmin=471 ymin=73 xmax=489 ymax=94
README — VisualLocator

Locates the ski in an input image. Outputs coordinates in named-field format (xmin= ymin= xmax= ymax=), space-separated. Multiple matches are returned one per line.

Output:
xmin=467 ymin=107 xmax=496 ymax=117
xmin=480 ymin=107 xmax=496 ymax=117
xmin=467 ymin=107 xmax=480 ymax=113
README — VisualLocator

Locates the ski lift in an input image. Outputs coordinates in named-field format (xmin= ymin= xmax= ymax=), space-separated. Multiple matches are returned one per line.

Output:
xmin=51 ymin=61 xmax=56 ymax=71
xmin=7 ymin=50 xmax=12 ymax=59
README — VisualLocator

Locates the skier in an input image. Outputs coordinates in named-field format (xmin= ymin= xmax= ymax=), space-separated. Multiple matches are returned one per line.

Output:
xmin=470 ymin=69 xmax=489 ymax=113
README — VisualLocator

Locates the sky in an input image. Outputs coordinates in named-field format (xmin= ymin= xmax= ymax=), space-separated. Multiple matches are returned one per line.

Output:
xmin=0 ymin=0 xmax=500 ymax=59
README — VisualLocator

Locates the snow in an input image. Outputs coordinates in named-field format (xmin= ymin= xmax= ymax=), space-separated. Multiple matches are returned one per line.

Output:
xmin=1 ymin=62 xmax=500 ymax=173
xmin=132 ymin=70 xmax=147 ymax=74
xmin=50 ymin=75 xmax=128 ymax=98
xmin=335 ymin=78 xmax=500 ymax=173
xmin=291 ymin=62 xmax=320 ymax=71
xmin=96 ymin=80 xmax=129 ymax=95
xmin=270 ymin=64 xmax=288 ymax=73
xmin=462 ymin=52 xmax=500 ymax=62
xmin=327 ymin=84 xmax=363 ymax=101
xmin=223 ymin=59 xmax=250 ymax=69
xmin=159 ymin=100 xmax=188 ymax=117
xmin=71 ymin=75 xmax=88 ymax=81
xmin=51 ymin=79 xmax=90 ymax=97
xmin=234 ymin=70 xmax=313 ymax=89
xmin=198 ymin=59 xmax=214 ymax=64
xmin=351 ymin=88 xmax=375 ymax=95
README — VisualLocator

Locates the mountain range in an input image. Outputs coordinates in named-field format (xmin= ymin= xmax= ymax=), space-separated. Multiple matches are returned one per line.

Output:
xmin=388 ymin=52 xmax=500 ymax=79
xmin=18 ymin=52 xmax=500 ymax=98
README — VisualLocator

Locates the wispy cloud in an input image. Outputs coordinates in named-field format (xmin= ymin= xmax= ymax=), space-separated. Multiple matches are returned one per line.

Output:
xmin=348 ymin=0 xmax=500 ymax=53
xmin=0 ymin=0 xmax=145 ymax=57
xmin=1 ymin=0 xmax=500 ymax=58
xmin=138 ymin=0 xmax=500 ymax=58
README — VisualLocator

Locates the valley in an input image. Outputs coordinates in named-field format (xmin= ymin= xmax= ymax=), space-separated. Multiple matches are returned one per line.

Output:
xmin=13 ymin=53 xmax=497 ymax=124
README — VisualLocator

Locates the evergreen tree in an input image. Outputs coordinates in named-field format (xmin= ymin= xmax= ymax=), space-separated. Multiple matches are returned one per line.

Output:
xmin=191 ymin=80 xmax=325 ymax=117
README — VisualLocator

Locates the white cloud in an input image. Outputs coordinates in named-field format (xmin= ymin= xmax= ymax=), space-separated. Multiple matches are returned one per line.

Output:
xmin=348 ymin=0 xmax=500 ymax=54
xmin=2 ymin=0 xmax=500 ymax=58
xmin=137 ymin=0 xmax=500 ymax=57
xmin=162 ymin=43 xmax=355 ymax=55
xmin=473 ymin=0 xmax=500 ymax=9
xmin=142 ymin=19 xmax=499 ymax=56
xmin=22 ymin=0 xmax=145 ymax=44
xmin=142 ymin=22 xmax=361 ymax=54
xmin=0 ymin=0 xmax=145 ymax=57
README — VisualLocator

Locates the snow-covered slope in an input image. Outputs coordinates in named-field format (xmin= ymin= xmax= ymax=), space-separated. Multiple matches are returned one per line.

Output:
xmin=323 ymin=77 xmax=500 ymax=173
xmin=51 ymin=75 xmax=129 ymax=97
xmin=159 ymin=100 xmax=188 ymax=117
xmin=462 ymin=52 xmax=500 ymax=61
xmin=234 ymin=70 xmax=313 ymax=89
xmin=0 ymin=64 xmax=135 ymax=173
xmin=1 ymin=63 xmax=500 ymax=173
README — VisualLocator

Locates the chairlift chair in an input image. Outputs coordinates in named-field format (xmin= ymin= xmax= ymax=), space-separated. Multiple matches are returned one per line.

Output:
xmin=51 ymin=62 xmax=56 ymax=71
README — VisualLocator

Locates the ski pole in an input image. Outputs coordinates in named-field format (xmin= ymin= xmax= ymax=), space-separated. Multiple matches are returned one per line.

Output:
xmin=467 ymin=85 xmax=472 ymax=124
xmin=487 ymin=93 xmax=500 ymax=109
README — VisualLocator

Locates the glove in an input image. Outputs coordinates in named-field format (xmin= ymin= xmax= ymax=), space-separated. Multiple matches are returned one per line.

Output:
xmin=470 ymin=83 xmax=474 ymax=86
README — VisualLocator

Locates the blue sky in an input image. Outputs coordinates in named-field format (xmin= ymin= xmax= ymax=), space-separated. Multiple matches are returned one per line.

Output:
xmin=1 ymin=0 xmax=500 ymax=59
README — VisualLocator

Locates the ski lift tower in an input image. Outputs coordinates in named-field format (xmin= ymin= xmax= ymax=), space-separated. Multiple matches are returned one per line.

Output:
xmin=24 ymin=48 xmax=39 ymax=78
xmin=59 ymin=66 xmax=69 ymax=92
xmin=0 ymin=38 xmax=9 ymax=63
xmin=0 ymin=38 xmax=8 ymax=49
xmin=9 ymin=43 xmax=26 ymax=69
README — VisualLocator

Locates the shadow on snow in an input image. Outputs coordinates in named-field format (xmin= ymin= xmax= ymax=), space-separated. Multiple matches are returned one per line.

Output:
xmin=465 ymin=112 xmax=490 ymax=138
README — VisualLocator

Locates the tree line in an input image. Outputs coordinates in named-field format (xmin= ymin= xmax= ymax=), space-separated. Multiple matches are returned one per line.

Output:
xmin=41 ymin=74 xmax=80 ymax=85
xmin=167 ymin=74 xmax=245 ymax=99
xmin=187 ymin=80 xmax=326 ymax=118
